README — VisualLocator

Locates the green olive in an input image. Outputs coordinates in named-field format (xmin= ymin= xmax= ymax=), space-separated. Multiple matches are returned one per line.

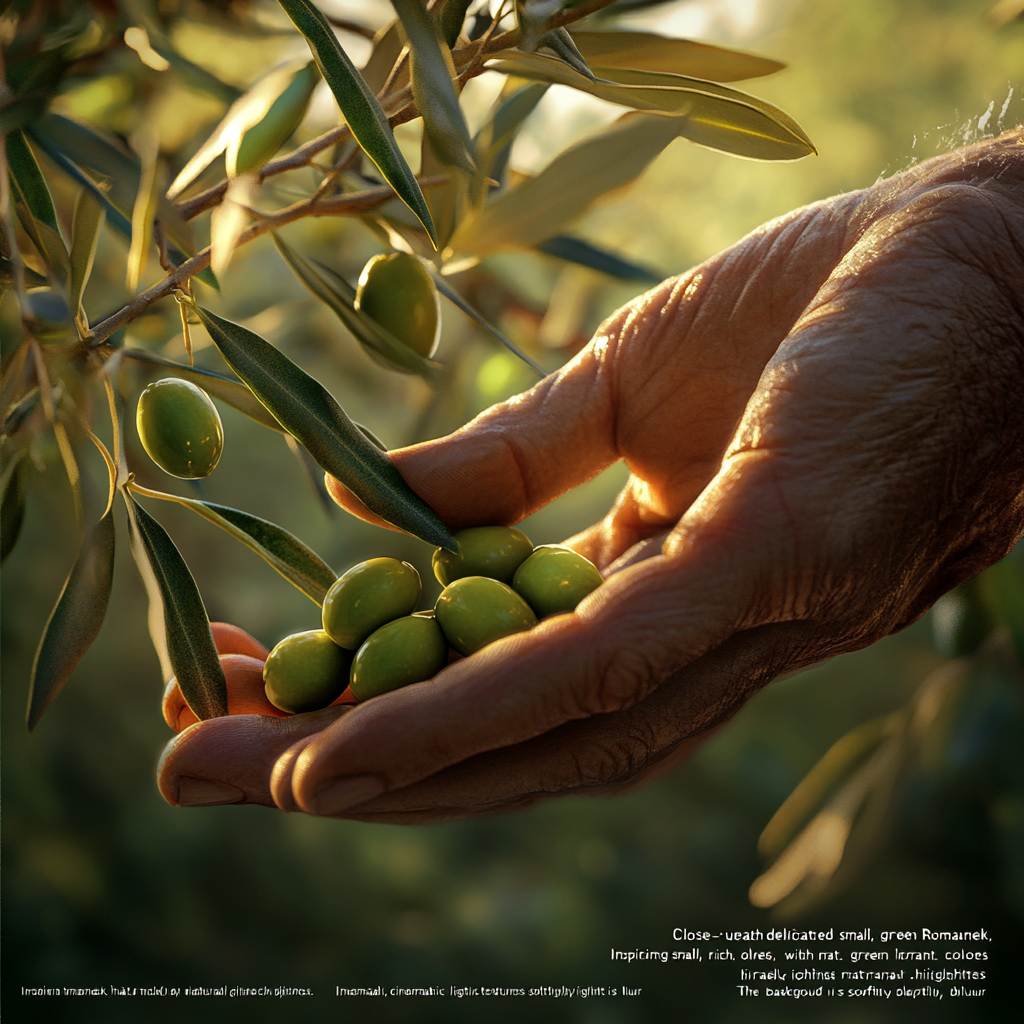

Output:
xmin=136 ymin=377 xmax=224 ymax=479
xmin=432 ymin=525 xmax=534 ymax=586
xmin=263 ymin=629 xmax=352 ymax=714
xmin=355 ymin=252 xmax=441 ymax=358
xmin=434 ymin=576 xmax=537 ymax=656
xmin=321 ymin=557 xmax=422 ymax=650
xmin=512 ymin=545 xmax=603 ymax=618
xmin=350 ymin=615 xmax=449 ymax=702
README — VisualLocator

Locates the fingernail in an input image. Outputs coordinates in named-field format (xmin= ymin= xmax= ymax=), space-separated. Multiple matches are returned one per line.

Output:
xmin=310 ymin=775 xmax=385 ymax=816
xmin=177 ymin=777 xmax=245 ymax=807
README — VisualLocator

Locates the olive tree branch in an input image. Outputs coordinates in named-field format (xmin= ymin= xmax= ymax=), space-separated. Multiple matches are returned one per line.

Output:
xmin=89 ymin=177 xmax=446 ymax=349
xmin=173 ymin=0 xmax=618 ymax=223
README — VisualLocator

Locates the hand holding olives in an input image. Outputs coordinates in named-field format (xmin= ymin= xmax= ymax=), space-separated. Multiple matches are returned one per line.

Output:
xmin=185 ymin=527 xmax=604 ymax=721
xmin=160 ymin=137 xmax=1024 ymax=820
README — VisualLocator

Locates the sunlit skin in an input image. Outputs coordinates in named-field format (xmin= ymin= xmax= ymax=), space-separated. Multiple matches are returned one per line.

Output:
xmin=159 ymin=132 xmax=1024 ymax=822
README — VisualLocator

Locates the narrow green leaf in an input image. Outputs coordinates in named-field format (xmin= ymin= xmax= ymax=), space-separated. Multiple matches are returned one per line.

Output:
xmin=6 ymin=130 xmax=69 ymax=282
xmin=392 ymin=0 xmax=475 ymax=172
xmin=29 ymin=114 xmax=196 ymax=257
xmin=193 ymin=303 xmax=457 ymax=550
xmin=428 ymin=269 xmax=547 ymax=377
xmin=6 ymin=130 xmax=59 ymax=232
xmin=26 ymin=506 xmax=115 ymax=730
xmin=2 ymin=389 xmax=41 ymax=439
xmin=69 ymin=189 xmax=105 ymax=327
xmin=22 ymin=133 xmax=133 ymax=239
xmin=485 ymin=51 xmax=815 ymax=160
xmin=538 ymin=28 xmax=595 ymax=80
xmin=471 ymin=81 xmax=548 ymax=199
xmin=276 ymin=0 xmax=437 ymax=245
xmin=129 ymin=483 xmax=336 ymax=605
xmin=570 ymin=31 xmax=785 ymax=81
xmin=272 ymin=233 xmax=442 ymax=379
xmin=122 ymin=489 xmax=228 ymax=720
xmin=167 ymin=61 xmax=318 ymax=198
xmin=757 ymin=714 xmax=895 ymax=860
xmin=1 ymin=452 xmax=28 ymax=563
xmin=537 ymin=235 xmax=661 ymax=283
xmin=234 ymin=62 xmax=320 ymax=175
xmin=452 ymin=111 xmax=694 ymax=254
xmin=421 ymin=130 xmax=465 ymax=251
xmin=595 ymin=65 xmax=815 ymax=155
xmin=121 ymin=347 xmax=285 ymax=433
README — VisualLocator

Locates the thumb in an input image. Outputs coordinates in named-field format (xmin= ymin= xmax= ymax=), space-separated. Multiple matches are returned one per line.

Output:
xmin=327 ymin=342 xmax=621 ymax=531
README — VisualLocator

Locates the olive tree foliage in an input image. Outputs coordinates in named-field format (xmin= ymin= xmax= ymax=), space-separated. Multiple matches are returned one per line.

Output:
xmin=0 ymin=0 xmax=815 ymax=731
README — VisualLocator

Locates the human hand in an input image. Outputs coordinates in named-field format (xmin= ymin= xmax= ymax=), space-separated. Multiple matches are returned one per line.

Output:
xmin=158 ymin=132 xmax=1024 ymax=822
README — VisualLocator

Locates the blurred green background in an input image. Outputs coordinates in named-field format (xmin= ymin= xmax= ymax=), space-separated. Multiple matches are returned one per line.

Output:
xmin=3 ymin=1 xmax=1024 ymax=1021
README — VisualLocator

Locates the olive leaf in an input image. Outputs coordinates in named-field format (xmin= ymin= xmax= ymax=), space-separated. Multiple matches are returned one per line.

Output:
xmin=420 ymin=130 xmax=466 ymax=252
xmin=538 ymin=28 xmax=595 ymax=81
xmin=23 ymin=135 xmax=133 ymax=239
xmin=27 ymin=114 xmax=196 ymax=258
xmin=6 ymin=129 xmax=69 ymax=283
xmin=756 ymin=714 xmax=896 ymax=862
xmin=1 ymin=451 xmax=28 ymax=562
xmin=536 ymin=235 xmax=662 ymax=283
xmin=276 ymin=0 xmax=437 ymax=246
xmin=569 ymin=31 xmax=785 ymax=81
xmin=471 ymin=81 xmax=548 ymax=201
xmin=26 ymin=478 xmax=116 ymax=731
xmin=127 ymin=130 xmax=160 ymax=293
xmin=234 ymin=62 xmax=320 ymax=175
xmin=121 ymin=347 xmax=285 ymax=433
xmin=167 ymin=60 xmax=319 ymax=198
xmin=122 ymin=488 xmax=228 ymax=720
xmin=128 ymin=482 xmax=336 ymax=605
xmin=485 ymin=52 xmax=815 ymax=160
xmin=427 ymin=269 xmax=547 ymax=378
xmin=272 ymin=233 xmax=442 ymax=380
xmin=6 ymin=129 xmax=60 ymax=233
xmin=392 ymin=0 xmax=475 ymax=173
xmin=2 ymin=388 xmax=42 ymax=440
xmin=451 ymin=111 xmax=697 ymax=255
xmin=192 ymin=303 xmax=458 ymax=551
xmin=69 ymin=188 xmax=105 ymax=332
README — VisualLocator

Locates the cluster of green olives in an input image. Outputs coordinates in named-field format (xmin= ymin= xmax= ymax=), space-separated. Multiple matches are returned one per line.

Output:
xmin=262 ymin=526 xmax=604 ymax=715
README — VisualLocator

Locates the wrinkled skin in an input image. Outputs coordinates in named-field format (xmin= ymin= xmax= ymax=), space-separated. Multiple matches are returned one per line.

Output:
xmin=159 ymin=133 xmax=1024 ymax=823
